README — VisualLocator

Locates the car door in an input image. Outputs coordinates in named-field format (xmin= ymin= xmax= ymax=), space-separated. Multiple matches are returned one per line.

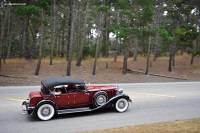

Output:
xmin=74 ymin=91 xmax=90 ymax=107
xmin=55 ymin=93 xmax=75 ymax=108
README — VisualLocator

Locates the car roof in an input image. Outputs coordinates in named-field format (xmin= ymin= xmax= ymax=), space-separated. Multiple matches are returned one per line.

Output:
xmin=41 ymin=78 xmax=85 ymax=90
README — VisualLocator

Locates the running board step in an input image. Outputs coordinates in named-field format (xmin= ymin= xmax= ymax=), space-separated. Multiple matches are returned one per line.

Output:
xmin=57 ymin=107 xmax=92 ymax=114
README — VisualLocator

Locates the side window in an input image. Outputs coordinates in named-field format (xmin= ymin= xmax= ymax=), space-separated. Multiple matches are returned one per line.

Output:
xmin=79 ymin=85 xmax=86 ymax=91
xmin=53 ymin=85 xmax=66 ymax=94
xmin=65 ymin=84 xmax=86 ymax=93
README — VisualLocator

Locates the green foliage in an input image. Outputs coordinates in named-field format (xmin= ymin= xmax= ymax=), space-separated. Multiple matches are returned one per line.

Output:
xmin=98 ymin=6 xmax=109 ymax=12
xmin=175 ymin=24 xmax=199 ymax=47
xmin=6 ymin=39 xmax=24 ymax=58
xmin=83 ymin=44 xmax=91 ymax=58
xmin=82 ymin=44 xmax=96 ymax=58
xmin=167 ymin=0 xmax=184 ymax=5
xmin=135 ymin=0 xmax=154 ymax=5
xmin=140 ymin=29 xmax=156 ymax=36
xmin=158 ymin=27 xmax=173 ymax=42
xmin=39 ymin=0 xmax=52 ymax=14
xmin=16 ymin=5 xmax=40 ymax=16
xmin=114 ymin=2 xmax=132 ymax=10
xmin=187 ymin=49 xmax=200 ymax=56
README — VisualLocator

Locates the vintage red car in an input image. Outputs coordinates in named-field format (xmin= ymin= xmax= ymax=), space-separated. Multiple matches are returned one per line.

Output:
xmin=22 ymin=78 xmax=131 ymax=121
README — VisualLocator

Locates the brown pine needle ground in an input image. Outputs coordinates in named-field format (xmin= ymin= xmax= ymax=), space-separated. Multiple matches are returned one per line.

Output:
xmin=79 ymin=118 xmax=200 ymax=133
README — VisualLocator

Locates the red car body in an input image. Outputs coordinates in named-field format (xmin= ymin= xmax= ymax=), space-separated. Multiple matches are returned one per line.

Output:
xmin=22 ymin=78 xmax=131 ymax=121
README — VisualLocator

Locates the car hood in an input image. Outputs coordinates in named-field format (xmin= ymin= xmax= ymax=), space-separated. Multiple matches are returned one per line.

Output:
xmin=87 ymin=85 xmax=116 ymax=91
xmin=29 ymin=91 xmax=43 ymax=99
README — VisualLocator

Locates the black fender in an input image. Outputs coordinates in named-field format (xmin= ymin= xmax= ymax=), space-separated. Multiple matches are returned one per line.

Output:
xmin=109 ymin=93 xmax=131 ymax=104
xmin=34 ymin=100 xmax=58 ymax=114
xmin=91 ymin=93 xmax=131 ymax=111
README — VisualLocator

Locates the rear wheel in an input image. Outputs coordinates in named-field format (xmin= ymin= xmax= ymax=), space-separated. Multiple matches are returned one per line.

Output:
xmin=115 ymin=98 xmax=129 ymax=112
xmin=37 ymin=104 xmax=55 ymax=121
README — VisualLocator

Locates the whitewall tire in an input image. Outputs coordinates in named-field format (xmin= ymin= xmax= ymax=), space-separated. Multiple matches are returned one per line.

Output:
xmin=37 ymin=104 xmax=55 ymax=121
xmin=115 ymin=98 xmax=129 ymax=112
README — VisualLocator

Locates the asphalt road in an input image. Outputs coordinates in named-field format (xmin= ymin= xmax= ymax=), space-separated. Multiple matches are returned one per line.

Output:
xmin=0 ymin=82 xmax=200 ymax=133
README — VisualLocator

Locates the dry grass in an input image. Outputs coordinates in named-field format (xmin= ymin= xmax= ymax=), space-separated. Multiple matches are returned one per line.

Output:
xmin=0 ymin=54 xmax=200 ymax=85
xmin=79 ymin=118 xmax=200 ymax=133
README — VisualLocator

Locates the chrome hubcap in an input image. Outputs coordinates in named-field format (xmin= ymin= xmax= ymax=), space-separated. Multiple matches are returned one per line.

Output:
xmin=118 ymin=101 xmax=125 ymax=108
xmin=42 ymin=107 xmax=50 ymax=116
xmin=97 ymin=96 xmax=106 ymax=105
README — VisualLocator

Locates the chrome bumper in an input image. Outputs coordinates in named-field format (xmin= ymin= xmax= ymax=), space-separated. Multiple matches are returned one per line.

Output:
xmin=22 ymin=101 xmax=35 ymax=115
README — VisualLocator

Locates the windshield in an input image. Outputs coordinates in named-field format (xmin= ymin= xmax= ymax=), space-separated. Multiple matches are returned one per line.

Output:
xmin=41 ymin=85 xmax=49 ymax=95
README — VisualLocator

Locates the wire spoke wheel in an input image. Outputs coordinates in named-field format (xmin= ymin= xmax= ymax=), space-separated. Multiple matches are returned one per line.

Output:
xmin=93 ymin=91 xmax=108 ymax=107
xmin=96 ymin=95 xmax=107 ymax=105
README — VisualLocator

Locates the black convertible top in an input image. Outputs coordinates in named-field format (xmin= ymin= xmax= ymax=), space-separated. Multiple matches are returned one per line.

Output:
xmin=41 ymin=78 xmax=85 ymax=94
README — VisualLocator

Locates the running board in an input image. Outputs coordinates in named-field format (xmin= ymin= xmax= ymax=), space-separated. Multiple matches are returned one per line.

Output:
xmin=57 ymin=107 xmax=92 ymax=114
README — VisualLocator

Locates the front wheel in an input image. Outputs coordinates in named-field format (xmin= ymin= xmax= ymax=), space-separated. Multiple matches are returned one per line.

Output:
xmin=37 ymin=104 xmax=55 ymax=121
xmin=115 ymin=98 xmax=129 ymax=112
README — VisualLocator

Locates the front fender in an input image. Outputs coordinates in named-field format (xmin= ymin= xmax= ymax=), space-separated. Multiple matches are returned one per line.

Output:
xmin=109 ymin=93 xmax=132 ymax=104
xmin=92 ymin=93 xmax=131 ymax=111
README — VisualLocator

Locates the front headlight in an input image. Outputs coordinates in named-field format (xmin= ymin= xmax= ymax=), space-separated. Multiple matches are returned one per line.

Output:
xmin=116 ymin=85 xmax=123 ymax=94
xmin=27 ymin=96 xmax=30 ymax=103
xmin=118 ymin=88 xmax=123 ymax=94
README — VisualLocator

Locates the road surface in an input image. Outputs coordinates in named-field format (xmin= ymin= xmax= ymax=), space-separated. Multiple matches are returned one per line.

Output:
xmin=0 ymin=82 xmax=200 ymax=133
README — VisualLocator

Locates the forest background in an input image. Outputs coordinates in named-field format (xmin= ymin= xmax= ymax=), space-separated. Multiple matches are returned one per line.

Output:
xmin=0 ymin=0 xmax=200 ymax=85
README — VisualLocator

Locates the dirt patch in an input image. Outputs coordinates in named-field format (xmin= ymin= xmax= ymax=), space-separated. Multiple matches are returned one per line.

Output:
xmin=79 ymin=118 xmax=200 ymax=133
xmin=0 ymin=54 xmax=200 ymax=86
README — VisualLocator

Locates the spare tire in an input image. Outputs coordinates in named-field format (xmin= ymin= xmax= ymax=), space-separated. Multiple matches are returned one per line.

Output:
xmin=93 ymin=91 xmax=108 ymax=107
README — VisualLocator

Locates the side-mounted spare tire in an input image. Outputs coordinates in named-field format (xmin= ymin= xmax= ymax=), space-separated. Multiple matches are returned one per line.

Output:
xmin=37 ymin=104 xmax=55 ymax=121
xmin=115 ymin=98 xmax=129 ymax=112
xmin=93 ymin=91 xmax=108 ymax=107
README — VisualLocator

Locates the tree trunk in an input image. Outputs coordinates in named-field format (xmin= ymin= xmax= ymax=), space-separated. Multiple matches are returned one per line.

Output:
xmin=113 ymin=38 xmax=119 ymax=62
xmin=50 ymin=0 xmax=56 ymax=65
xmin=168 ymin=42 xmax=174 ymax=72
xmin=61 ymin=14 xmax=66 ymax=58
xmin=145 ymin=36 xmax=151 ymax=75
xmin=35 ymin=9 xmax=44 ymax=76
xmin=168 ymin=50 xmax=172 ymax=72
xmin=25 ymin=15 xmax=31 ymax=60
xmin=122 ymin=39 xmax=129 ymax=75
xmin=0 ymin=7 xmax=8 ymax=72
xmin=133 ymin=36 xmax=138 ymax=61
xmin=76 ymin=0 xmax=89 ymax=66
xmin=105 ymin=12 xmax=110 ymax=58
xmin=67 ymin=0 xmax=76 ymax=76
xmin=154 ymin=3 xmax=161 ymax=61
xmin=92 ymin=11 xmax=103 ymax=75
xmin=113 ymin=11 xmax=120 ymax=62
xmin=191 ymin=54 xmax=195 ymax=65
xmin=154 ymin=32 xmax=159 ymax=61
xmin=172 ymin=43 xmax=176 ymax=66
xmin=6 ymin=6 xmax=11 ymax=59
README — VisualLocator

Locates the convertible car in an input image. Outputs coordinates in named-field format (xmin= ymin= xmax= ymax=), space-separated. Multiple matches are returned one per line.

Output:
xmin=22 ymin=78 xmax=132 ymax=121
